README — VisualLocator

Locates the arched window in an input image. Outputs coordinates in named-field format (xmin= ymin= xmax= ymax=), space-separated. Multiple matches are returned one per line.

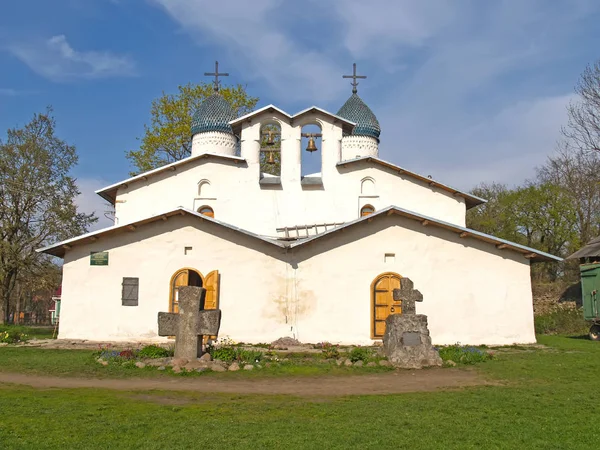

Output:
xmin=361 ymin=205 xmax=375 ymax=217
xmin=361 ymin=178 xmax=375 ymax=195
xmin=198 ymin=206 xmax=214 ymax=218
xmin=198 ymin=180 xmax=212 ymax=198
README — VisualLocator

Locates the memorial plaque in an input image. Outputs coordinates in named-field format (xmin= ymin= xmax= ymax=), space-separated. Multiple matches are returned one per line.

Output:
xmin=402 ymin=332 xmax=421 ymax=347
xmin=90 ymin=251 xmax=109 ymax=266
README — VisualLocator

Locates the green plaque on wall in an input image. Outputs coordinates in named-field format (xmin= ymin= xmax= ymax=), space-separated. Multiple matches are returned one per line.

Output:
xmin=90 ymin=251 xmax=109 ymax=266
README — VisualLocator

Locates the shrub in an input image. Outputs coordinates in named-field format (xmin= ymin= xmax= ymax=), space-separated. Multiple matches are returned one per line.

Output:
xmin=316 ymin=342 xmax=340 ymax=359
xmin=138 ymin=345 xmax=173 ymax=359
xmin=348 ymin=346 xmax=372 ymax=363
xmin=0 ymin=330 xmax=28 ymax=344
xmin=207 ymin=336 xmax=238 ymax=362
xmin=534 ymin=307 xmax=590 ymax=335
xmin=438 ymin=344 xmax=493 ymax=365
xmin=234 ymin=349 xmax=263 ymax=364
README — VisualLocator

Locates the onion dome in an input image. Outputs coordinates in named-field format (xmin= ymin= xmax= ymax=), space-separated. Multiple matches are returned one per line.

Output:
xmin=191 ymin=93 xmax=236 ymax=136
xmin=336 ymin=93 xmax=381 ymax=140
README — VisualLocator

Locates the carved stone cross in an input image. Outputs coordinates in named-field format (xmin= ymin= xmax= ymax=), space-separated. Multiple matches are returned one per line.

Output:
xmin=158 ymin=286 xmax=221 ymax=359
xmin=393 ymin=278 xmax=423 ymax=315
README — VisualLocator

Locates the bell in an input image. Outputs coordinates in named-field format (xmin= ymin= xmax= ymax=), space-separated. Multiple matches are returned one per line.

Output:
xmin=267 ymin=151 xmax=275 ymax=165
xmin=266 ymin=131 xmax=275 ymax=146
xmin=305 ymin=136 xmax=318 ymax=152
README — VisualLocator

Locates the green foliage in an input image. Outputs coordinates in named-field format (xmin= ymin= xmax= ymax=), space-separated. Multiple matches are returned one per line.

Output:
xmin=348 ymin=346 xmax=372 ymax=363
xmin=437 ymin=344 xmax=493 ymax=365
xmin=126 ymin=82 xmax=259 ymax=175
xmin=315 ymin=342 xmax=340 ymax=359
xmin=534 ymin=307 xmax=591 ymax=335
xmin=234 ymin=349 xmax=263 ymax=364
xmin=0 ymin=108 xmax=96 ymax=323
xmin=0 ymin=329 xmax=28 ymax=343
xmin=0 ymin=325 xmax=53 ymax=340
xmin=137 ymin=345 xmax=173 ymax=359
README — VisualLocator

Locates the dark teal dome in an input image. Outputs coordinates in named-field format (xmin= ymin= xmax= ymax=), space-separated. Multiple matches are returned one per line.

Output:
xmin=191 ymin=93 xmax=236 ymax=136
xmin=336 ymin=93 xmax=380 ymax=140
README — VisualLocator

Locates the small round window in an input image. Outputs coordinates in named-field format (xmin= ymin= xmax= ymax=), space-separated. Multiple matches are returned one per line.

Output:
xmin=198 ymin=206 xmax=214 ymax=218
xmin=360 ymin=205 xmax=375 ymax=217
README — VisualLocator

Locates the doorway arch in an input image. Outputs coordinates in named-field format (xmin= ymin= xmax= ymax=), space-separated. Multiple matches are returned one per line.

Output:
xmin=371 ymin=272 xmax=402 ymax=339
xmin=169 ymin=268 xmax=203 ymax=313
xmin=168 ymin=268 xmax=220 ymax=313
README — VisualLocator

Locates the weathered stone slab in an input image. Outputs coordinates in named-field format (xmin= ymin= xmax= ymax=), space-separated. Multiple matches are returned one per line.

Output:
xmin=384 ymin=277 xmax=441 ymax=369
xmin=383 ymin=314 xmax=442 ymax=369
xmin=402 ymin=332 xmax=421 ymax=347
xmin=157 ymin=286 xmax=222 ymax=360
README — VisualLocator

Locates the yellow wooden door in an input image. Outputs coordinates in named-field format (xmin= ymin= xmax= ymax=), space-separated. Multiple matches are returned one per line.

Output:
xmin=170 ymin=270 xmax=189 ymax=313
xmin=203 ymin=270 xmax=219 ymax=310
xmin=203 ymin=270 xmax=219 ymax=342
xmin=372 ymin=273 xmax=402 ymax=339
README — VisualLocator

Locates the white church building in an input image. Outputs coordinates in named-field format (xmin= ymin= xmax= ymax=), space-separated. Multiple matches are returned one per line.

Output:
xmin=40 ymin=64 xmax=560 ymax=346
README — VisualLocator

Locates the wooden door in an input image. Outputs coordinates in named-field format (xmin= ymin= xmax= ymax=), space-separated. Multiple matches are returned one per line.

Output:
xmin=170 ymin=270 xmax=189 ymax=313
xmin=203 ymin=270 xmax=219 ymax=342
xmin=372 ymin=273 xmax=402 ymax=339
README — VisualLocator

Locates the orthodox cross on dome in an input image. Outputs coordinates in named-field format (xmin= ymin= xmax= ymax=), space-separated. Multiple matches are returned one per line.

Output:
xmin=204 ymin=61 xmax=229 ymax=92
xmin=342 ymin=63 xmax=367 ymax=94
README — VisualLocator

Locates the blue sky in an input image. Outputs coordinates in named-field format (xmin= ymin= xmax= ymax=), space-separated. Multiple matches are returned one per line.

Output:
xmin=1 ymin=0 xmax=600 ymax=228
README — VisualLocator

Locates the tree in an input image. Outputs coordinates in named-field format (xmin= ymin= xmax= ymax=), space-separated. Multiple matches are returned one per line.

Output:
xmin=127 ymin=83 xmax=259 ymax=175
xmin=466 ymin=182 xmax=517 ymax=240
xmin=537 ymin=140 xmax=600 ymax=247
xmin=562 ymin=60 xmax=600 ymax=154
xmin=0 ymin=108 xmax=97 ymax=323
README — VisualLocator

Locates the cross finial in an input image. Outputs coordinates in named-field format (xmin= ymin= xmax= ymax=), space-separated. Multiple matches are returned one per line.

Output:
xmin=342 ymin=63 xmax=367 ymax=94
xmin=204 ymin=61 xmax=229 ymax=93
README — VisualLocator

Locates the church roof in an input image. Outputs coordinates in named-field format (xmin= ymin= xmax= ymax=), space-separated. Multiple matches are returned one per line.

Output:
xmin=229 ymin=104 xmax=356 ymax=136
xmin=38 ymin=206 xmax=560 ymax=263
xmin=191 ymin=93 xmax=237 ymax=136
xmin=336 ymin=156 xmax=486 ymax=209
xmin=336 ymin=94 xmax=381 ymax=140
xmin=96 ymin=153 xmax=246 ymax=204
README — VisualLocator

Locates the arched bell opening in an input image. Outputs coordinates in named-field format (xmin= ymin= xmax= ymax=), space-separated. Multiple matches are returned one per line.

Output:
xmin=259 ymin=121 xmax=282 ymax=177
xmin=300 ymin=122 xmax=322 ymax=179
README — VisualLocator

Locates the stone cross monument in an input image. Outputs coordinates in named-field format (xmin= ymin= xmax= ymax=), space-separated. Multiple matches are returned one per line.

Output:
xmin=158 ymin=286 xmax=221 ymax=360
xmin=383 ymin=278 xmax=442 ymax=369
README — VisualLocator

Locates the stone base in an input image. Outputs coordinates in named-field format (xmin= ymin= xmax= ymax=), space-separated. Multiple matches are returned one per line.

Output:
xmin=383 ymin=314 xmax=442 ymax=369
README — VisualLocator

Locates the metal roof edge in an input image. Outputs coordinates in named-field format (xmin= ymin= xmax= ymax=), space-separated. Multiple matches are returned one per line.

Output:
xmin=229 ymin=105 xmax=291 ymax=125
xmin=37 ymin=207 xmax=287 ymax=258
xmin=289 ymin=205 xmax=561 ymax=263
xmin=336 ymin=156 xmax=487 ymax=208
xmin=292 ymin=106 xmax=356 ymax=126
xmin=95 ymin=153 xmax=247 ymax=202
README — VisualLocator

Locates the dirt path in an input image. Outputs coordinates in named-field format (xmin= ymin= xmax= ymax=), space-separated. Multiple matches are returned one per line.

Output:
xmin=0 ymin=369 xmax=489 ymax=396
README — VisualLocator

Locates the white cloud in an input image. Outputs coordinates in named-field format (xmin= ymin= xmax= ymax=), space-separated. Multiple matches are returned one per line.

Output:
xmin=379 ymin=94 xmax=574 ymax=190
xmin=75 ymin=178 xmax=115 ymax=231
xmin=7 ymin=35 xmax=136 ymax=81
xmin=151 ymin=0 xmax=345 ymax=102
xmin=150 ymin=0 xmax=598 ymax=191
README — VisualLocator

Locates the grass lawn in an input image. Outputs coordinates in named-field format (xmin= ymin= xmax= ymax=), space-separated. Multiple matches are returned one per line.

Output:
xmin=0 ymin=335 xmax=599 ymax=449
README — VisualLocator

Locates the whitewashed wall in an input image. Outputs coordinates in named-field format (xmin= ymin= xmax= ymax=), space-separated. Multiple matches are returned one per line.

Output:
xmin=111 ymin=111 xmax=466 ymax=235
xmin=59 ymin=214 xmax=535 ymax=346
xmin=292 ymin=215 xmax=535 ymax=346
